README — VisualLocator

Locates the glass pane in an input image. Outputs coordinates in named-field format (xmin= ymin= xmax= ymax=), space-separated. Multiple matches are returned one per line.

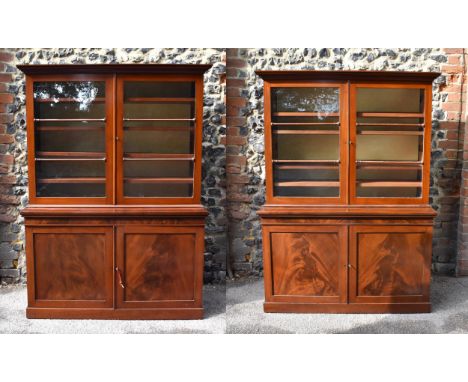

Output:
xmin=122 ymin=81 xmax=195 ymax=198
xmin=354 ymin=87 xmax=425 ymax=199
xmin=271 ymin=87 xmax=341 ymax=198
xmin=124 ymin=122 xmax=193 ymax=154
xmin=33 ymin=82 xmax=105 ymax=119
xmin=33 ymin=81 xmax=107 ymax=198
xmin=356 ymin=135 xmax=421 ymax=161
xmin=36 ymin=161 xmax=105 ymax=178
xmin=357 ymin=88 xmax=424 ymax=113
xmin=36 ymin=183 xmax=105 ymax=197
xmin=275 ymin=135 xmax=339 ymax=161
xmin=272 ymin=87 xmax=339 ymax=114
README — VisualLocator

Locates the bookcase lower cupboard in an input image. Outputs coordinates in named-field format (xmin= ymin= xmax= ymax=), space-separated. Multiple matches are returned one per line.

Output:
xmin=259 ymin=206 xmax=435 ymax=313
xmin=23 ymin=207 xmax=206 ymax=319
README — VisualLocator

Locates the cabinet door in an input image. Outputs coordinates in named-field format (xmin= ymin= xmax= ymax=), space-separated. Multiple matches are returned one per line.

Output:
xmin=263 ymin=225 xmax=348 ymax=303
xmin=349 ymin=225 xmax=432 ymax=303
xmin=26 ymin=226 xmax=113 ymax=308
xmin=115 ymin=226 xmax=203 ymax=309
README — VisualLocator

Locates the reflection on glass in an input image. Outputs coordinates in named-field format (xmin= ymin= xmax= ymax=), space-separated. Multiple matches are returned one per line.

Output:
xmin=33 ymin=82 xmax=105 ymax=119
xmin=124 ymin=82 xmax=195 ymax=99
xmin=124 ymin=183 xmax=193 ymax=198
xmin=357 ymin=88 xmax=424 ymax=113
xmin=272 ymin=87 xmax=339 ymax=114
xmin=35 ymin=129 xmax=105 ymax=153
xmin=124 ymin=160 xmax=193 ymax=179
xmin=124 ymin=129 xmax=192 ymax=154
xmin=36 ymin=161 xmax=105 ymax=179
xmin=356 ymin=187 xmax=421 ymax=198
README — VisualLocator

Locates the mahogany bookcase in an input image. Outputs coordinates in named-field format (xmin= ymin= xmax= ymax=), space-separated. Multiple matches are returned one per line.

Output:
xmin=256 ymin=70 xmax=440 ymax=313
xmin=18 ymin=64 xmax=211 ymax=319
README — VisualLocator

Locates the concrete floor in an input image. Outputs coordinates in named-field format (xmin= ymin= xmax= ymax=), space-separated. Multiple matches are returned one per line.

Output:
xmin=0 ymin=284 xmax=225 ymax=334
xmin=226 ymin=275 xmax=468 ymax=334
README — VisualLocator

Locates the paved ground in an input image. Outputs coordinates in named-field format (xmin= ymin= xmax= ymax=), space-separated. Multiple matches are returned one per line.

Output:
xmin=226 ymin=275 xmax=468 ymax=334
xmin=0 ymin=284 xmax=225 ymax=334
xmin=2 ymin=275 xmax=468 ymax=333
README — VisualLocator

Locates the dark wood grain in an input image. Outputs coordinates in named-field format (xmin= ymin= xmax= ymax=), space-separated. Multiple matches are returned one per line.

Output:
xmin=28 ymin=227 xmax=113 ymax=308
xmin=349 ymin=225 xmax=432 ymax=303
xmin=123 ymin=233 xmax=195 ymax=301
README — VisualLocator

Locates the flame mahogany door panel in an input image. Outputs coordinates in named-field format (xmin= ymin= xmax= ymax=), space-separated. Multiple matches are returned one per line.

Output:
xmin=349 ymin=225 xmax=432 ymax=304
xmin=115 ymin=225 xmax=204 ymax=309
xmin=264 ymin=225 xmax=348 ymax=304
xmin=26 ymin=226 xmax=113 ymax=309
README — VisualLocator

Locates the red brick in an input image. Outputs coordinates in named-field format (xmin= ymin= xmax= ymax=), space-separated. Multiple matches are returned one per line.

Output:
xmin=0 ymin=134 xmax=14 ymax=144
xmin=227 ymin=174 xmax=250 ymax=184
xmin=226 ymin=135 xmax=247 ymax=145
xmin=0 ymin=114 xmax=13 ymax=123
xmin=227 ymin=58 xmax=246 ymax=69
xmin=227 ymin=86 xmax=242 ymax=97
xmin=0 ymin=51 xmax=14 ymax=62
xmin=442 ymin=64 xmax=464 ymax=74
xmin=439 ymin=140 xmax=459 ymax=149
xmin=0 ymin=194 xmax=19 ymax=205
xmin=447 ymin=55 xmax=462 ymax=65
xmin=226 ymin=96 xmax=247 ymax=107
xmin=226 ymin=116 xmax=246 ymax=126
xmin=0 ymin=73 xmax=12 ymax=82
xmin=227 ymin=48 xmax=240 ymax=58
xmin=442 ymin=102 xmax=462 ymax=112
xmin=0 ymin=175 xmax=16 ymax=184
xmin=0 ymin=83 xmax=7 ymax=92
xmin=0 ymin=93 xmax=13 ymax=104
xmin=0 ymin=154 xmax=14 ymax=164
xmin=0 ymin=214 xmax=16 ymax=223
xmin=443 ymin=48 xmax=464 ymax=54
xmin=226 ymin=155 xmax=247 ymax=166
xmin=227 ymin=193 xmax=251 ymax=202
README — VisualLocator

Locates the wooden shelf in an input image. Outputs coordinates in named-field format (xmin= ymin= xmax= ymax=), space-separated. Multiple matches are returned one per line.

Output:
xmin=36 ymin=125 xmax=104 ymax=132
xmin=34 ymin=97 xmax=105 ymax=103
xmin=271 ymin=122 xmax=340 ymax=126
xmin=357 ymin=112 xmax=424 ymax=118
xmin=123 ymin=118 xmax=195 ymax=122
xmin=357 ymin=181 xmax=422 ymax=188
xmin=36 ymin=151 xmax=105 ymax=158
xmin=37 ymin=177 xmax=106 ymax=184
xmin=34 ymin=118 xmax=106 ymax=122
xmin=35 ymin=157 xmax=106 ymax=162
xmin=273 ymin=159 xmax=340 ymax=164
xmin=356 ymin=160 xmax=423 ymax=166
xmin=356 ymin=123 xmax=425 ymax=127
xmin=358 ymin=130 xmax=423 ymax=136
xmin=125 ymin=97 xmax=195 ymax=103
xmin=123 ymin=126 xmax=193 ymax=131
xmin=273 ymin=130 xmax=339 ymax=135
xmin=275 ymin=164 xmax=339 ymax=170
xmin=123 ymin=153 xmax=194 ymax=161
xmin=273 ymin=112 xmax=339 ymax=117
xmin=275 ymin=181 xmax=340 ymax=187
xmin=124 ymin=178 xmax=193 ymax=184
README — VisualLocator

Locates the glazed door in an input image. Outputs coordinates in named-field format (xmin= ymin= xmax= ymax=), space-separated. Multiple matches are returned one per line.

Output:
xmin=115 ymin=226 xmax=204 ymax=309
xmin=26 ymin=226 xmax=114 ymax=309
xmin=263 ymin=225 xmax=348 ymax=303
xmin=349 ymin=225 xmax=432 ymax=304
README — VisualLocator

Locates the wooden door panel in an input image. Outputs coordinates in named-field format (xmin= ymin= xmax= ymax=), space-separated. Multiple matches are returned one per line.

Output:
xmin=116 ymin=226 xmax=202 ymax=308
xmin=349 ymin=226 xmax=432 ymax=303
xmin=265 ymin=226 xmax=347 ymax=303
xmin=27 ymin=227 xmax=113 ymax=308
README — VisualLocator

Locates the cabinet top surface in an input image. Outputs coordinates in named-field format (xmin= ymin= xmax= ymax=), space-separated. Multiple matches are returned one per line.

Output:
xmin=255 ymin=70 xmax=441 ymax=83
xmin=17 ymin=64 xmax=212 ymax=76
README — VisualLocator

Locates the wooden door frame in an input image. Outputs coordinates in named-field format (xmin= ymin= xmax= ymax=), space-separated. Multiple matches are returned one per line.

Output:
xmin=115 ymin=74 xmax=203 ymax=205
xmin=264 ymin=80 xmax=349 ymax=205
